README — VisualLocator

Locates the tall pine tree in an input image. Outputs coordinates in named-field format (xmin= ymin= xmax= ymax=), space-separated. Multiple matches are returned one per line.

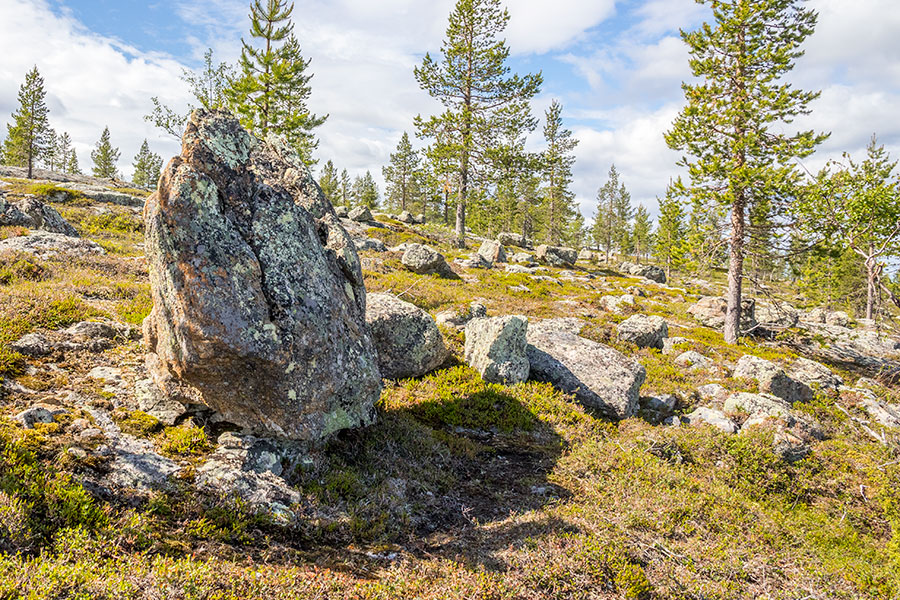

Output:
xmin=414 ymin=0 xmax=541 ymax=247
xmin=540 ymin=100 xmax=579 ymax=245
xmin=665 ymin=0 xmax=827 ymax=343
xmin=91 ymin=126 xmax=120 ymax=179
xmin=226 ymin=2 xmax=324 ymax=166
xmin=632 ymin=205 xmax=652 ymax=263
xmin=383 ymin=132 xmax=422 ymax=213
xmin=3 ymin=66 xmax=52 ymax=179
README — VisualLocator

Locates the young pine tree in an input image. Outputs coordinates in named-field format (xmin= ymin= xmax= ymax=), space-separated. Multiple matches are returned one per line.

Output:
xmin=631 ymin=205 xmax=653 ymax=263
xmin=3 ymin=66 xmax=52 ymax=178
xmin=665 ymin=0 xmax=828 ymax=343
xmin=339 ymin=169 xmax=352 ymax=209
xmin=383 ymin=132 xmax=422 ymax=213
xmin=414 ymin=0 xmax=541 ymax=247
xmin=132 ymin=139 xmax=163 ymax=189
xmin=91 ymin=126 xmax=120 ymax=179
xmin=227 ymin=2 xmax=324 ymax=165
xmin=540 ymin=100 xmax=579 ymax=245
xmin=353 ymin=171 xmax=379 ymax=208
xmin=318 ymin=160 xmax=340 ymax=204
xmin=654 ymin=187 xmax=687 ymax=279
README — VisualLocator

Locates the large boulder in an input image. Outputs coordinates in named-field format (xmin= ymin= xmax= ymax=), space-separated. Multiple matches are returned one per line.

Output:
xmin=142 ymin=110 xmax=382 ymax=442
xmin=526 ymin=318 xmax=646 ymax=419
xmin=464 ymin=316 xmax=529 ymax=385
xmin=535 ymin=245 xmax=577 ymax=267
xmin=366 ymin=293 xmax=449 ymax=379
xmin=477 ymin=240 xmax=506 ymax=265
xmin=688 ymin=296 xmax=757 ymax=331
xmin=732 ymin=355 xmax=812 ymax=404
xmin=615 ymin=314 xmax=668 ymax=349
xmin=401 ymin=243 xmax=454 ymax=277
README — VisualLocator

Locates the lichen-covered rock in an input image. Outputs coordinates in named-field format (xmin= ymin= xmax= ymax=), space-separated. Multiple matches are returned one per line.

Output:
xmin=397 ymin=210 xmax=415 ymax=223
xmin=616 ymin=314 xmax=668 ymax=349
xmin=348 ymin=205 xmax=373 ymax=222
xmin=675 ymin=350 xmax=713 ymax=370
xmin=0 ymin=231 xmax=105 ymax=258
xmin=478 ymin=240 xmax=506 ymax=265
xmin=401 ymin=243 xmax=454 ymax=277
xmin=688 ymin=296 xmax=757 ymax=331
xmin=577 ymin=249 xmax=595 ymax=261
xmin=725 ymin=392 xmax=824 ymax=462
xmin=790 ymin=358 xmax=843 ymax=393
xmin=526 ymin=318 xmax=645 ymax=419
xmin=497 ymin=232 xmax=528 ymax=248
xmin=354 ymin=237 xmax=387 ymax=252
xmin=732 ymin=355 xmax=812 ymax=404
xmin=755 ymin=301 xmax=799 ymax=329
xmin=455 ymin=253 xmax=492 ymax=269
xmin=0 ymin=196 xmax=78 ymax=236
xmin=683 ymin=407 xmax=737 ymax=433
xmin=662 ymin=336 xmax=689 ymax=355
xmin=334 ymin=205 xmax=348 ymax=218
xmin=802 ymin=307 xmax=850 ymax=327
xmin=509 ymin=252 xmax=536 ymax=266
xmin=599 ymin=294 xmax=636 ymax=314
xmin=366 ymin=293 xmax=449 ymax=379
xmin=435 ymin=301 xmax=487 ymax=331
xmin=143 ymin=109 xmax=381 ymax=442
xmin=464 ymin=316 xmax=529 ymax=385
xmin=535 ymin=245 xmax=577 ymax=267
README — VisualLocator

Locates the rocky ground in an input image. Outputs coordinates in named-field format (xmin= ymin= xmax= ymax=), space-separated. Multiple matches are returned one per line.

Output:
xmin=1 ymin=161 xmax=899 ymax=598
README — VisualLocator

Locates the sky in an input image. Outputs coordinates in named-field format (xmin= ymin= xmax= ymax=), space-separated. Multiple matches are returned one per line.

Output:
xmin=1 ymin=0 xmax=898 ymax=223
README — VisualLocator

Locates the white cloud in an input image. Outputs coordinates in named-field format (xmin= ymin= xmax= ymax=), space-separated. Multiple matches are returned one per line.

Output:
xmin=0 ymin=0 xmax=189 ymax=179
xmin=505 ymin=0 xmax=616 ymax=54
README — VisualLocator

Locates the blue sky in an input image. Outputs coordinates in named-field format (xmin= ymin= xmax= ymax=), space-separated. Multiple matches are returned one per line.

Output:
xmin=3 ymin=0 xmax=899 ymax=222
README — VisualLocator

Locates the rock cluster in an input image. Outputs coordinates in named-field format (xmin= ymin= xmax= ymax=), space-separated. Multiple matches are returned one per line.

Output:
xmin=143 ymin=110 xmax=382 ymax=442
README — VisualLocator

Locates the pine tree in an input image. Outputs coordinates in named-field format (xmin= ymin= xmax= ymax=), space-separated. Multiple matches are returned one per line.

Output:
xmin=414 ymin=0 xmax=542 ymax=247
xmin=540 ymin=100 xmax=579 ymax=245
xmin=132 ymin=139 xmax=163 ymax=189
xmin=665 ymin=0 xmax=828 ymax=343
xmin=797 ymin=136 xmax=900 ymax=320
xmin=65 ymin=147 xmax=82 ymax=175
xmin=91 ymin=126 xmax=120 ymax=179
xmin=53 ymin=132 xmax=74 ymax=173
xmin=632 ymin=205 xmax=653 ymax=263
xmin=318 ymin=160 xmax=340 ymax=204
xmin=226 ymin=2 xmax=325 ymax=165
xmin=654 ymin=186 xmax=687 ymax=279
xmin=591 ymin=165 xmax=631 ymax=264
xmin=383 ymin=132 xmax=422 ymax=213
xmin=146 ymin=48 xmax=234 ymax=139
xmin=272 ymin=34 xmax=326 ymax=165
xmin=339 ymin=169 xmax=352 ymax=209
xmin=3 ymin=66 xmax=52 ymax=179
xmin=353 ymin=171 xmax=379 ymax=208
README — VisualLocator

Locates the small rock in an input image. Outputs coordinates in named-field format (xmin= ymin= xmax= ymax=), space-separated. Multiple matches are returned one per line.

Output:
xmin=497 ymin=232 xmax=528 ymax=248
xmin=366 ymin=293 xmax=449 ymax=379
xmin=674 ymin=351 xmax=713 ymax=370
xmin=477 ymin=240 xmax=506 ymax=265
xmin=0 ymin=231 xmax=105 ymax=259
xmin=15 ymin=404 xmax=66 ymax=428
xmin=354 ymin=237 xmax=387 ymax=252
xmin=683 ymin=407 xmax=738 ymax=433
xmin=790 ymin=358 xmax=843 ymax=393
xmin=401 ymin=244 xmax=454 ymax=277
xmin=348 ymin=205 xmax=373 ymax=222
xmin=616 ymin=314 xmax=668 ymax=349
xmin=464 ymin=316 xmax=529 ymax=385
xmin=535 ymin=245 xmax=577 ymax=267
xmin=733 ymin=355 xmax=812 ymax=404
xmin=696 ymin=383 xmax=728 ymax=402
xmin=662 ymin=336 xmax=689 ymax=355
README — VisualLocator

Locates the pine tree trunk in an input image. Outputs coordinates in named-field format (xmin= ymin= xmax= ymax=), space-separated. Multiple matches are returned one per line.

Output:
xmin=866 ymin=256 xmax=877 ymax=321
xmin=455 ymin=157 xmax=467 ymax=248
xmin=724 ymin=194 xmax=745 ymax=345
